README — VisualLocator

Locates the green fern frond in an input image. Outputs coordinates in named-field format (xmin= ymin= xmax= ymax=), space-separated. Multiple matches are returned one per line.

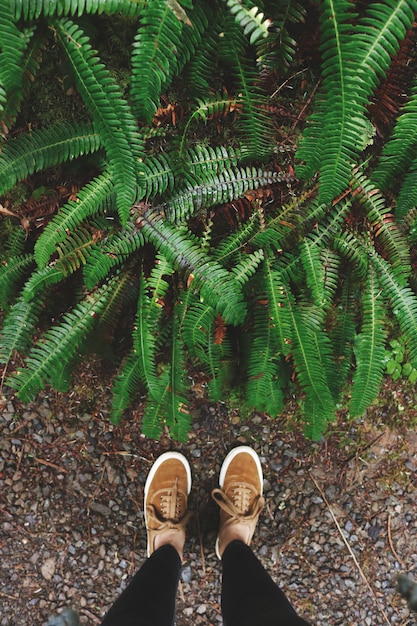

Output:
xmin=353 ymin=171 xmax=410 ymax=280
xmin=188 ymin=144 xmax=241 ymax=179
xmin=0 ymin=122 xmax=101 ymax=197
xmin=220 ymin=20 xmax=274 ymax=159
xmin=179 ymin=93 xmax=241 ymax=158
xmin=185 ymin=5 xmax=221 ymax=97
xmin=300 ymin=238 xmax=325 ymax=307
xmin=141 ymin=153 xmax=176 ymax=200
xmin=298 ymin=0 xmax=417 ymax=204
xmin=333 ymin=231 xmax=369 ymax=279
xmin=372 ymin=80 xmax=417 ymax=190
xmin=6 ymin=276 xmax=120 ymax=401
xmin=0 ymin=25 xmax=45 ymax=129
xmin=232 ymin=249 xmax=264 ymax=285
xmin=257 ymin=0 xmax=306 ymax=72
xmin=330 ymin=278 xmax=356 ymax=385
xmin=0 ymin=1 xmax=35 ymax=97
xmin=224 ymin=0 xmax=272 ymax=45
xmin=35 ymin=171 xmax=115 ymax=268
xmin=321 ymin=248 xmax=340 ymax=308
xmin=245 ymin=279 xmax=284 ymax=417
xmin=164 ymin=166 xmax=281 ymax=222
xmin=0 ymin=297 xmax=43 ymax=365
xmin=141 ymin=368 xmax=172 ymax=439
xmin=84 ymin=222 xmax=144 ymax=289
xmin=264 ymin=257 xmax=292 ymax=356
xmin=0 ymin=254 xmax=34 ymax=309
xmin=396 ymin=166 xmax=417 ymax=218
xmin=296 ymin=0 xmax=356 ymax=188
xmin=132 ymin=275 xmax=164 ymax=395
xmin=22 ymin=266 xmax=65 ymax=302
xmin=54 ymin=17 xmax=142 ymax=221
xmin=130 ymin=0 xmax=185 ymax=124
xmin=1 ymin=226 xmax=27 ymax=260
xmin=370 ymin=250 xmax=417 ymax=365
xmin=350 ymin=265 xmax=386 ymax=417
xmin=165 ymin=319 xmax=190 ymax=441
xmin=111 ymin=350 xmax=143 ymax=424
xmin=284 ymin=286 xmax=335 ymax=438
xmin=137 ymin=212 xmax=247 ymax=324
xmin=214 ymin=216 xmax=259 ymax=264
xmin=11 ymin=0 xmax=144 ymax=20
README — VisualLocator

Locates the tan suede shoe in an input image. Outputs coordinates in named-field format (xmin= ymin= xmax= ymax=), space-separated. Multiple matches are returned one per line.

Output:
xmin=212 ymin=446 xmax=265 ymax=558
xmin=144 ymin=451 xmax=192 ymax=557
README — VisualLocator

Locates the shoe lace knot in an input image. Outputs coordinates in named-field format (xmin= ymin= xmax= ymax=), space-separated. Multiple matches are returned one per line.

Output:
xmin=212 ymin=485 xmax=264 ymax=522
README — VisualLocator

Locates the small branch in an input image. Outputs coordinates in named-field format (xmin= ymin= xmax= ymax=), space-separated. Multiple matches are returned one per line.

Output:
xmin=387 ymin=513 xmax=404 ymax=566
xmin=34 ymin=457 xmax=68 ymax=473
xmin=310 ymin=471 xmax=391 ymax=626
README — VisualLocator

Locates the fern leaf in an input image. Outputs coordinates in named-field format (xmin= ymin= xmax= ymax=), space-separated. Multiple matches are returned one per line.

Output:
xmin=11 ymin=0 xmax=144 ymax=20
xmin=0 ymin=122 xmax=101 ymax=197
xmin=0 ymin=254 xmax=34 ymax=308
xmin=300 ymin=238 xmax=325 ymax=307
xmin=330 ymin=278 xmax=356 ymax=386
xmin=164 ymin=166 xmax=281 ymax=223
xmin=35 ymin=172 xmax=115 ymax=268
xmin=264 ymin=257 xmax=292 ymax=356
xmin=220 ymin=19 xmax=274 ymax=159
xmin=371 ymin=250 xmax=417 ymax=366
xmin=111 ymin=350 xmax=143 ymax=424
xmin=6 ymin=277 xmax=120 ymax=401
xmin=166 ymin=320 xmax=190 ymax=441
xmin=284 ymin=287 xmax=335 ymax=438
xmin=130 ymin=0 xmax=184 ymax=123
xmin=372 ymin=80 xmax=417 ymax=190
xmin=350 ymin=266 xmax=386 ymax=417
xmin=141 ymin=368 xmax=172 ymax=439
xmin=54 ymin=18 xmax=142 ymax=221
xmin=396 ymin=165 xmax=417 ymax=218
xmin=137 ymin=212 xmax=247 ymax=325
xmin=232 ymin=249 xmax=264 ymax=286
xmin=224 ymin=0 xmax=272 ymax=45
xmin=22 ymin=266 xmax=65 ymax=302
xmin=0 ymin=297 xmax=42 ymax=365
xmin=353 ymin=171 xmax=411 ymax=280
xmin=0 ymin=23 xmax=45 ymax=130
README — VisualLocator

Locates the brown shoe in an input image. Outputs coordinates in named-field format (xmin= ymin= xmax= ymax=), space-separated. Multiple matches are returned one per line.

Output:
xmin=144 ymin=451 xmax=192 ymax=558
xmin=211 ymin=446 xmax=264 ymax=558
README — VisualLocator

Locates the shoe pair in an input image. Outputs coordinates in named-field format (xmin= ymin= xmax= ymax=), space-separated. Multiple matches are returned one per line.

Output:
xmin=144 ymin=446 xmax=265 ymax=559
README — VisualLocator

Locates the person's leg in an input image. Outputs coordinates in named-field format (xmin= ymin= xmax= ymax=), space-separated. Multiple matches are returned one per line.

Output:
xmin=221 ymin=540 xmax=311 ymax=626
xmin=100 ymin=544 xmax=181 ymax=626
xmin=101 ymin=451 xmax=192 ymax=626
xmin=212 ymin=446 xmax=311 ymax=626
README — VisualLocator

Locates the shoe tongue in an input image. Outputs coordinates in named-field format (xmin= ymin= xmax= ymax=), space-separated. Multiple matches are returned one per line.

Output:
xmin=166 ymin=478 xmax=179 ymax=519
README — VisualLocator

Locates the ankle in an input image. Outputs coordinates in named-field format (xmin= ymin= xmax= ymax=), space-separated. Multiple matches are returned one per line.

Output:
xmin=154 ymin=529 xmax=185 ymax=558
xmin=219 ymin=523 xmax=250 ymax=557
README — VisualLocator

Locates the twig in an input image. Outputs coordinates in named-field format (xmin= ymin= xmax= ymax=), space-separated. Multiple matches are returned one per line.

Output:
xmin=34 ymin=457 xmax=68 ymax=473
xmin=80 ymin=608 xmax=101 ymax=623
xmin=310 ymin=471 xmax=391 ymax=626
xmin=387 ymin=513 xmax=404 ymax=566
xmin=0 ymin=591 xmax=19 ymax=600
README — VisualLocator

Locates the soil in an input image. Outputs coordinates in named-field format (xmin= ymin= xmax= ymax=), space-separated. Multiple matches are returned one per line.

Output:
xmin=1 ymin=368 xmax=417 ymax=626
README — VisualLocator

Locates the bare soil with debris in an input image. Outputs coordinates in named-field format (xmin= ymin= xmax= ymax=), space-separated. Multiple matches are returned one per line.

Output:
xmin=1 ymin=372 xmax=417 ymax=626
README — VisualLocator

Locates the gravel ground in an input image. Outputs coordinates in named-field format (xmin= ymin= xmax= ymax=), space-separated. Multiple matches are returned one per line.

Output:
xmin=1 ymin=380 xmax=417 ymax=626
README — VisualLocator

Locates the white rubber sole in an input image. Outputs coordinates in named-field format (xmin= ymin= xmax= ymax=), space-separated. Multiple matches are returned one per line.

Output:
xmin=218 ymin=446 xmax=263 ymax=492
xmin=144 ymin=451 xmax=192 ymax=557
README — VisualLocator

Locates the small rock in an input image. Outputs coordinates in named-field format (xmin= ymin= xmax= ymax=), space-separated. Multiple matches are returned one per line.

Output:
xmin=41 ymin=557 xmax=57 ymax=581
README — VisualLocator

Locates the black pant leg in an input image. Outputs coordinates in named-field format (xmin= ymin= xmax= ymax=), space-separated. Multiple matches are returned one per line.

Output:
xmin=101 ymin=545 xmax=181 ymax=626
xmin=221 ymin=540 xmax=311 ymax=626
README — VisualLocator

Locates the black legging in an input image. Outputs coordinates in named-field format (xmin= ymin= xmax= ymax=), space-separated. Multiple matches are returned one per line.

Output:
xmin=101 ymin=541 xmax=311 ymax=626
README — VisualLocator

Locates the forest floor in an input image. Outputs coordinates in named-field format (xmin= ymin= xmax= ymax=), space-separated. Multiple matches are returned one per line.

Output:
xmin=1 ymin=363 xmax=417 ymax=626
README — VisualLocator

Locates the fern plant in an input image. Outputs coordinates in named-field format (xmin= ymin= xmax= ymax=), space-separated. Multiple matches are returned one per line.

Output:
xmin=2 ymin=0 xmax=417 ymax=441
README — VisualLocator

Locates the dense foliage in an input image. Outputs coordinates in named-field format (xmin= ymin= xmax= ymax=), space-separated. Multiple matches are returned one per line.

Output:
xmin=1 ymin=0 xmax=417 ymax=440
